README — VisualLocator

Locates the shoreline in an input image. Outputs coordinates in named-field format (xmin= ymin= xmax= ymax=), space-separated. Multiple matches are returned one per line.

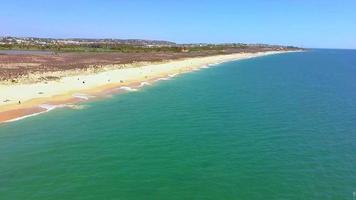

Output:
xmin=0 ymin=51 xmax=294 ymax=123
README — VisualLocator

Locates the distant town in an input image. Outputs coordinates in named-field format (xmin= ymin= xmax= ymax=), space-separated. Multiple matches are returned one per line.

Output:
xmin=0 ymin=36 xmax=299 ymax=53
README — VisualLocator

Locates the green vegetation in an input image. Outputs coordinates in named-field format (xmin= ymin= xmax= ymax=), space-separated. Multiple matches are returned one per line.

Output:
xmin=0 ymin=43 xmax=225 ymax=53
xmin=0 ymin=43 xmax=300 ymax=53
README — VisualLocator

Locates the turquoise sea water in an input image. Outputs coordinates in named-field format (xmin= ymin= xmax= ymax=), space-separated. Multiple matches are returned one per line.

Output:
xmin=1 ymin=50 xmax=355 ymax=199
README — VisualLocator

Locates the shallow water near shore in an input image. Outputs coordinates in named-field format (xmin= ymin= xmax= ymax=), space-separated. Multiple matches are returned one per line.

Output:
xmin=1 ymin=50 xmax=356 ymax=199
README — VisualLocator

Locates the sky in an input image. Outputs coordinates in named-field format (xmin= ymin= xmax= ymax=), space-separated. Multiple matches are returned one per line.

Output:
xmin=0 ymin=0 xmax=355 ymax=49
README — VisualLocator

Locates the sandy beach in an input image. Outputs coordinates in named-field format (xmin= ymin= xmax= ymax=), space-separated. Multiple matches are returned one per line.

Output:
xmin=0 ymin=51 xmax=288 ymax=123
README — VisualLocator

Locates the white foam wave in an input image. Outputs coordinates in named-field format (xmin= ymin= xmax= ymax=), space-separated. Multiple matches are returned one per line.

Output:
xmin=66 ymin=104 xmax=87 ymax=110
xmin=168 ymin=73 xmax=178 ymax=78
xmin=156 ymin=77 xmax=170 ymax=81
xmin=208 ymin=62 xmax=222 ymax=67
xmin=39 ymin=104 xmax=68 ymax=111
xmin=72 ymin=93 xmax=94 ymax=100
xmin=4 ymin=111 xmax=46 ymax=123
xmin=139 ymin=82 xmax=151 ymax=87
xmin=119 ymin=86 xmax=138 ymax=91
xmin=4 ymin=104 xmax=67 ymax=123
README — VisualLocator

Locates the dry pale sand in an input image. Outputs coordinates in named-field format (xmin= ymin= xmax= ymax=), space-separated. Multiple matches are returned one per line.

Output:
xmin=0 ymin=51 xmax=287 ymax=123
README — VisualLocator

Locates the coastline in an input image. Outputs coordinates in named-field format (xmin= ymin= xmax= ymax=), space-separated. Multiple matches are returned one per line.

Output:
xmin=0 ymin=51 xmax=292 ymax=123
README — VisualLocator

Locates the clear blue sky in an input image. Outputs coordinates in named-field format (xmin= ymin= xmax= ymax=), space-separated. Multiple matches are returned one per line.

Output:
xmin=1 ymin=0 xmax=355 ymax=49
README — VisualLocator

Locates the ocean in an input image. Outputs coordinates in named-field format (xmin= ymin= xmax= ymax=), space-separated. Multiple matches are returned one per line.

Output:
xmin=0 ymin=49 xmax=355 ymax=199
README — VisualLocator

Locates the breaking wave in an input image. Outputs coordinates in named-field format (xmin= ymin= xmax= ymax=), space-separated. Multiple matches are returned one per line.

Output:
xmin=72 ymin=93 xmax=94 ymax=100
xmin=139 ymin=82 xmax=151 ymax=87
xmin=168 ymin=73 xmax=178 ymax=78
xmin=4 ymin=104 xmax=68 ymax=123
xmin=156 ymin=77 xmax=170 ymax=81
xmin=119 ymin=86 xmax=138 ymax=91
